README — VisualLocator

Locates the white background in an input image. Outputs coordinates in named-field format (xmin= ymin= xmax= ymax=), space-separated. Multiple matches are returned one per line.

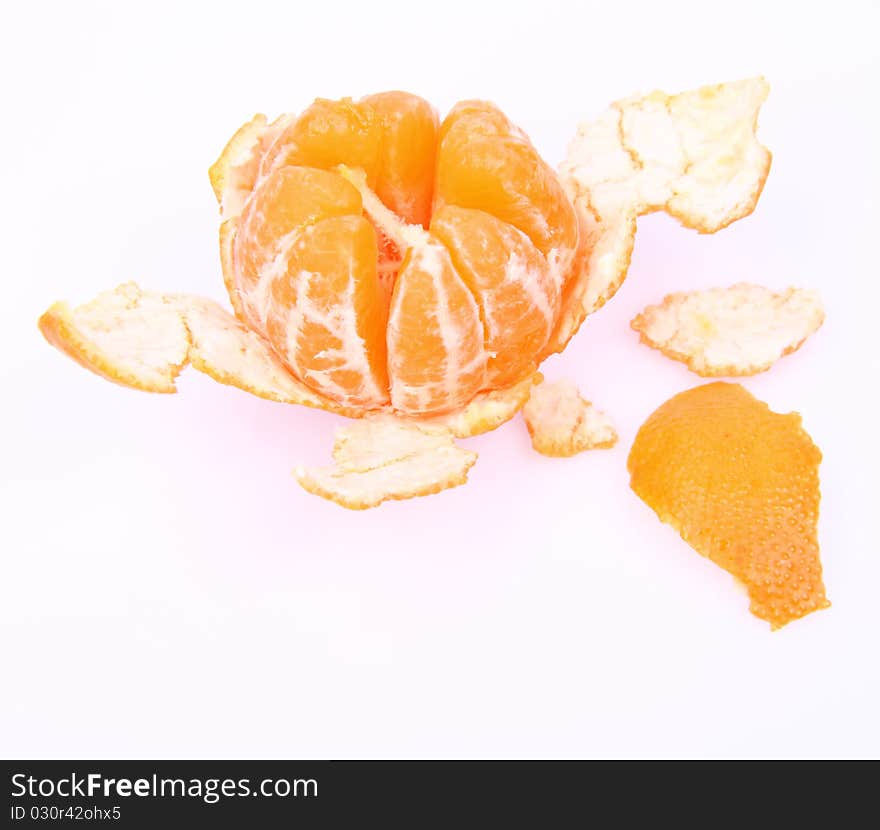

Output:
xmin=2 ymin=0 xmax=878 ymax=759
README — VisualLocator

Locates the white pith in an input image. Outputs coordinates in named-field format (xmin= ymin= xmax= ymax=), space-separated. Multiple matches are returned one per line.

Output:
xmin=631 ymin=283 xmax=825 ymax=376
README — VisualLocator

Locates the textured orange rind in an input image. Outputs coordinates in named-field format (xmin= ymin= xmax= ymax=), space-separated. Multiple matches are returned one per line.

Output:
xmin=522 ymin=379 xmax=617 ymax=457
xmin=628 ymin=382 xmax=829 ymax=629
xmin=631 ymin=283 xmax=824 ymax=376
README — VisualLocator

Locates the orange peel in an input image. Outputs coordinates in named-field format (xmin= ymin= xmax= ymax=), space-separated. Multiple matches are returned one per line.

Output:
xmin=631 ymin=283 xmax=824 ymax=376
xmin=628 ymin=382 xmax=829 ymax=629
xmin=522 ymin=379 xmax=617 ymax=457
xmin=550 ymin=77 xmax=771 ymax=353
xmin=209 ymin=113 xmax=294 ymax=222
xmin=294 ymin=416 xmax=477 ymax=510
xmin=38 ymin=282 xmax=350 ymax=412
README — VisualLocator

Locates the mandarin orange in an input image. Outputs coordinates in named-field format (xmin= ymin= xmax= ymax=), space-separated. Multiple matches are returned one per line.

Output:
xmin=223 ymin=92 xmax=579 ymax=415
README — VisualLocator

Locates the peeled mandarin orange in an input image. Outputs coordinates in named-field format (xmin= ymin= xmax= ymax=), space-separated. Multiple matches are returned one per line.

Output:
xmin=628 ymin=382 xmax=829 ymax=629
xmin=225 ymin=91 xmax=579 ymax=415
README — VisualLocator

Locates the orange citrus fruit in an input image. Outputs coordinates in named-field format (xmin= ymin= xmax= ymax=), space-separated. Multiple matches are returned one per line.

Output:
xmin=227 ymin=92 xmax=579 ymax=414
xmin=628 ymin=382 xmax=829 ymax=628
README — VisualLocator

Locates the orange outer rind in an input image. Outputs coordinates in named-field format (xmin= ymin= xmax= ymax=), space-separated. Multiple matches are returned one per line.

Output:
xmin=628 ymin=382 xmax=829 ymax=629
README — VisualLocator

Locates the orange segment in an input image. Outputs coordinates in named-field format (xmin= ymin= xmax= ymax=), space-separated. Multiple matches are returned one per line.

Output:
xmin=431 ymin=205 xmax=559 ymax=387
xmin=364 ymin=91 xmax=439 ymax=228
xmin=233 ymin=166 xmax=362 ymax=298
xmin=387 ymin=240 xmax=487 ymax=415
xmin=264 ymin=215 xmax=389 ymax=408
xmin=436 ymin=99 xmax=512 ymax=144
xmin=434 ymin=101 xmax=578 ymax=265
xmin=628 ymin=382 xmax=829 ymax=629
xmin=258 ymin=97 xmax=382 ymax=184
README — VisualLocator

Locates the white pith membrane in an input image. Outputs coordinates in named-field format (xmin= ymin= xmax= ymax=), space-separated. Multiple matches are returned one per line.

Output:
xmin=37 ymin=283 xmax=351 ymax=412
xmin=549 ymin=77 xmax=772 ymax=354
xmin=294 ymin=415 xmax=477 ymax=510
xmin=522 ymin=379 xmax=618 ymax=457
xmin=40 ymin=80 xmax=776 ymax=508
xmin=631 ymin=283 xmax=825 ymax=376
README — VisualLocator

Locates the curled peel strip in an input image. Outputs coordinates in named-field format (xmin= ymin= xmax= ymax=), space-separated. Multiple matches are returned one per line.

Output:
xmin=548 ymin=77 xmax=772 ymax=354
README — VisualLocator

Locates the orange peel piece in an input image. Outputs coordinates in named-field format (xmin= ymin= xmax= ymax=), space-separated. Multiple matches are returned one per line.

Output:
xmin=549 ymin=77 xmax=771 ymax=353
xmin=208 ymin=113 xmax=268 ymax=220
xmin=209 ymin=113 xmax=295 ymax=221
xmin=294 ymin=416 xmax=477 ymax=509
xmin=522 ymin=379 xmax=617 ymax=456
xmin=38 ymin=282 xmax=351 ymax=413
xmin=628 ymin=382 xmax=829 ymax=629
xmin=631 ymin=283 xmax=824 ymax=376
xmin=39 ymin=283 xmax=189 ymax=394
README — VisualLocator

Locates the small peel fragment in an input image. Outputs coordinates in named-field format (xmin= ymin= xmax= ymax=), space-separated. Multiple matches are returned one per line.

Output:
xmin=631 ymin=283 xmax=824 ymax=376
xmin=550 ymin=77 xmax=771 ymax=354
xmin=522 ymin=379 xmax=617 ymax=457
xmin=295 ymin=416 xmax=477 ymax=509
xmin=628 ymin=382 xmax=829 ymax=629
xmin=38 ymin=282 xmax=352 ymax=413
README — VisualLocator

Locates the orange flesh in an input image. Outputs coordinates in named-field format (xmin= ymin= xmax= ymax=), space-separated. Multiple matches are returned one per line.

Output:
xmin=234 ymin=166 xmax=362 ymax=303
xmin=265 ymin=215 xmax=389 ymax=408
xmin=229 ymin=92 xmax=579 ymax=414
xmin=387 ymin=241 xmax=486 ymax=414
xmin=434 ymin=102 xmax=578 ymax=261
xmin=431 ymin=205 xmax=559 ymax=387
xmin=363 ymin=91 xmax=438 ymax=228
xmin=628 ymin=382 xmax=829 ymax=629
